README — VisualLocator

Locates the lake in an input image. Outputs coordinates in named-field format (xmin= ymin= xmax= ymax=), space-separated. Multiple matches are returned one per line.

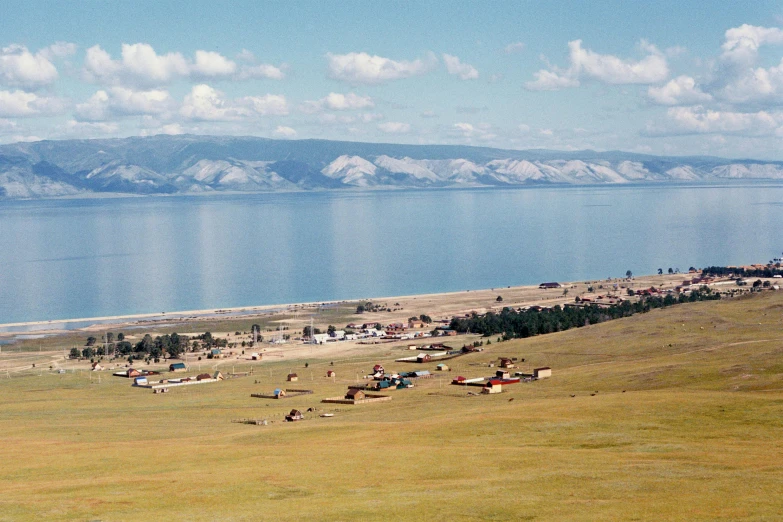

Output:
xmin=0 ymin=183 xmax=781 ymax=325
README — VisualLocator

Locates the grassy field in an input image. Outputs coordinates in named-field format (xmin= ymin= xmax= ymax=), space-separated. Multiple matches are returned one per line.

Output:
xmin=1 ymin=291 xmax=782 ymax=520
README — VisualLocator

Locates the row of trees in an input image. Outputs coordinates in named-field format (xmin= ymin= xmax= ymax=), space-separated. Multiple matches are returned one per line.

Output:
xmin=449 ymin=288 xmax=720 ymax=340
xmin=702 ymin=265 xmax=783 ymax=278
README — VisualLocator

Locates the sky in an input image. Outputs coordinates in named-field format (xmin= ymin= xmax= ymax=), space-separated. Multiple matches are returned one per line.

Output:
xmin=1 ymin=0 xmax=783 ymax=159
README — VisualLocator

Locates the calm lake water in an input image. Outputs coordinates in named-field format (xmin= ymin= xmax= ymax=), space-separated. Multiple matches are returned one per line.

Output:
xmin=1 ymin=183 xmax=781 ymax=325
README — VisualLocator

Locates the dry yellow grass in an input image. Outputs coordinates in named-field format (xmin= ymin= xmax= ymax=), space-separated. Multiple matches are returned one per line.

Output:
xmin=1 ymin=291 xmax=782 ymax=520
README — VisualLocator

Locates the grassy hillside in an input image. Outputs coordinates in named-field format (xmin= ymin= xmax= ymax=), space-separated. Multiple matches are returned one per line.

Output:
xmin=1 ymin=292 xmax=782 ymax=520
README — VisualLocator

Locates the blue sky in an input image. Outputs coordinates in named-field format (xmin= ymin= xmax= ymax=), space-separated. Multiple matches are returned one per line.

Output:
xmin=1 ymin=1 xmax=782 ymax=159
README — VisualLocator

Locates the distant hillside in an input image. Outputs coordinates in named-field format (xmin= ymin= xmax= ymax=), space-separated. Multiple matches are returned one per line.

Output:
xmin=1 ymin=134 xmax=782 ymax=198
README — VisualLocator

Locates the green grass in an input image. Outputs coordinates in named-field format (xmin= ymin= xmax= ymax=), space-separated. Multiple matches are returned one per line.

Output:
xmin=1 ymin=293 xmax=783 ymax=520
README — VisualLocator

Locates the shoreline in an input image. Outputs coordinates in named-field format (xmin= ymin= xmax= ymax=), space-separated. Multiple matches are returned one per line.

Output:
xmin=0 ymin=272 xmax=696 ymax=337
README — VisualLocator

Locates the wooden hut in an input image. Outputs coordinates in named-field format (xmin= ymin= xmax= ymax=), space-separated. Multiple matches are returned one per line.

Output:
xmin=499 ymin=358 xmax=515 ymax=369
xmin=482 ymin=383 xmax=502 ymax=394
xmin=436 ymin=363 xmax=449 ymax=371
xmin=169 ymin=362 xmax=187 ymax=372
xmin=285 ymin=409 xmax=303 ymax=422
xmin=346 ymin=389 xmax=365 ymax=400
xmin=287 ymin=373 xmax=298 ymax=382
xmin=326 ymin=370 xmax=336 ymax=377
xmin=534 ymin=367 xmax=552 ymax=379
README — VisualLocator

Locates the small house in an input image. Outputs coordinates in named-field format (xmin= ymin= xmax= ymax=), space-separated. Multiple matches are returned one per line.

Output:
xmin=436 ymin=363 xmax=449 ymax=371
xmin=372 ymin=364 xmax=384 ymax=375
xmin=496 ymin=370 xmax=510 ymax=380
xmin=213 ymin=371 xmax=224 ymax=381
xmin=91 ymin=362 xmax=103 ymax=371
xmin=251 ymin=353 xmax=261 ymax=360
xmin=286 ymin=409 xmax=303 ymax=422
xmin=416 ymin=353 xmax=432 ymax=363
xmin=534 ymin=367 xmax=552 ymax=379
xmin=452 ymin=376 xmax=467 ymax=384
xmin=408 ymin=319 xmax=425 ymax=329
xmin=169 ymin=362 xmax=187 ymax=372
xmin=210 ymin=348 xmax=222 ymax=358
xmin=346 ymin=389 xmax=365 ymax=400
xmin=539 ymin=282 xmax=562 ymax=289
xmin=127 ymin=368 xmax=142 ymax=378
xmin=274 ymin=388 xmax=286 ymax=398
xmin=396 ymin=379 xmax=414 ymax=389
xmin=326 ymin=370 xmax=336 ymax=377
xmin=196 ymin=373 xmax=212 ymax=381
xmin=312 ymin=333 xmax=330 ymax=344
xmin=134 ymin=376 xmax=148 ymax=386
xmin=287 ymin=373 xmax=298 ymax=382
xmin=482 ymin=383 xmax=502 ymax=394
xmin=499 ymin=357 xmax=515 ymax=369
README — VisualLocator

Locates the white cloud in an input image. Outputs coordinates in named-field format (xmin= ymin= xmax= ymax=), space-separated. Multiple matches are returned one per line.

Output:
xmin=83 ymin=43 xmax=284 ymax=86
xmin=40 ymin=42 xmax=78 ymax=60
xmin=420 ymin=110 xmax=438 ymax=118
xmin=236 ymin=63 xmax=285 ymax=80
xmin=180 ymin=84 xmax=245 ymax=121
xmin=525 ymin=39 xmax=669 ymax=91
xmin=518 ymin=124 xmax=531 ymax=133
xmin=238 ymin=93 xmax=289 ymax=116
xmin=0 ymin=45 xmax=59 ymax=88
xmin=119 ymin=43 xmax=189 ymax=84
xmin=721 ymin=24 xmax=783 ymax=66
xmin=570 ymin=40 xmax=669 ymax=84
xmin=720 ymin=58 xmax=783 ymax=104
xmin=76 ymin=87 xmax=173 ymax=120
xmin=64 ymin=119 xmax=119 ymax=136
xmin=443 ymin=53 xmax=479 ymax=80
xmin=377 ymin=121 xmax=411 ymax=134
xmin=302 ymin=92 xmax=374 ymax=113
xmin=540 ymin=128 xmax=554 ymax=136
xmin=525 ymin=69 xmax=580 ymax=91
xmin=180 ymin=84 xmax=288 ymax=121
xmin=452 ymin=122 xmax=496 ymax=141
xmin=648 ymin=75 xmax=712 ymax=105
xmin=326 ymin=51 xmax=434 ymax=84
xmin=0 ymin=89 xmax=64 ymax=117
xmin=274 ymin=125 xmax=297 ymax=137
xmin=140 ymin=123 xmax=184 ymax=136
xmin=647 ymin=105 xmax=783 ymax=136
xmin=504 ymin=42 xmax=525 ymax=54
xmin=192 ymin=50 xmax=237 ymax=76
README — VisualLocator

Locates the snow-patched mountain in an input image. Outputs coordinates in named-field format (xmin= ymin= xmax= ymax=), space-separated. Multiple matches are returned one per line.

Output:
xmin=176 ymin=159 xmax=291 ymax=191
xmin=322 ymin=155 xmax=377 ymax=186
xmin=1 ymin=135 xmax=782 ymax=198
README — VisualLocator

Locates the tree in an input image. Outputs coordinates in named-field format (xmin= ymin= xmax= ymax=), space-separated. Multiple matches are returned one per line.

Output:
xmin=82 ymin=346 xmax=94 ymax=359
xmin=626 ymin=270 xmax=633 ymax=279
xmin=419 ymin=314 xmax=432 ymax=323
xmin=251 ymin=324 xmax=261 ymax=339
xmin=668 ymin=268 xmax=674 ymax=274
xmin=496 ymin=295 xmax=503 ymax=302
xmin=303 ymin=326 xmax=321 ymax=337
xmin=105 ymin=332 xmax=114 ymax=344
xmin=69 ymin=348 xmax=80 ymax=359
xmin=327 ymin=325 xmax=336 ymax=335
xmin=657 ymin=268 xmax=663 ymax=275
xmin=356 ymin=304 xmax=365 ymax=314
xmin=627 ymin=288 xmax=635 ymax=296
xmin=562 ymin=289 xmax=568 ymax=296
xmin=86 ymin=336 xmax=97 ymax=347
xmin=117 ymin=332 xmax=125 ymax=342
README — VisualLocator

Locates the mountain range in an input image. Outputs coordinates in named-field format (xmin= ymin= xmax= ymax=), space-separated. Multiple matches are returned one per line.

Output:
xmin=1 ymin=134 xmax=782 ymax=198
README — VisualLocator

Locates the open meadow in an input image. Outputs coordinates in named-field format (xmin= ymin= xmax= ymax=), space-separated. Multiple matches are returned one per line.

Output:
xmin=1 ymin=290 xmax=782 ymax=520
